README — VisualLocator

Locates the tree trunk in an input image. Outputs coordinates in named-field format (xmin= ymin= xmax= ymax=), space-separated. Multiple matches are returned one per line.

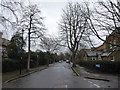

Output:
xmin=27 ymin=15 xmax=32 ymax=72
xmin=27 ymin=29 xmax=30 ymax=71
xmin=46 ymin=52 xmax=50 ymax=67
xmin=47 ymin=60 xmax=49 ymax=67
xmin=71 ymin=51 xmax=76 ymax=67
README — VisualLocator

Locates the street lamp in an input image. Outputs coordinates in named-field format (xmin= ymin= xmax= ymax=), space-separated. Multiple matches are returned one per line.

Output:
xmin=36 ymin=50 xmax=39 ymax=67
xmin=19 ymin=29 xmax=24 ymax=75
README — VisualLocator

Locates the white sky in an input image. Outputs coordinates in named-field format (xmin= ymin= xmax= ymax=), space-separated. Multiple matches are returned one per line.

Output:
xmin=29 ymin=0 xmax=103 ymax=47
xmin=1 ymin=0 xmax=117 ymax=39
xmin=26 ymin=0 xmax=99 ymax=37
xmin=28 ymin=0 xmax=118 ymax=51
xmin=1 ymin=0 xmax=117 ymax=51
xmin=38 ymin=2 xmax=67 ymax=37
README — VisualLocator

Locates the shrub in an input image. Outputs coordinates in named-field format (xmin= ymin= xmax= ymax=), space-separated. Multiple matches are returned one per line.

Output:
xmin=2 ymin=58 xmax=27 ymax=72
xmin=79 ymin=60 xmax=120 ymax=74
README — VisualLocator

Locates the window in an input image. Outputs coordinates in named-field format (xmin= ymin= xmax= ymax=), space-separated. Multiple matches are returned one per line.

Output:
xmin=98 ymin=55 xmax=102 ymax=60
xmin=91 ymin=57 xmax=96 ymax=60
xmin=110 ymin=56 xmax=115 ymax=61
xmin=113 ymin=40 xmax=117 ymax=48
xmin=110 ymin=44 xmax=112 ymax=49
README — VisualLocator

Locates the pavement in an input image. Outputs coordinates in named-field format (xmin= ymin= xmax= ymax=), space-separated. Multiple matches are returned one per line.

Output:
xmin=2 ymin=63 xmax=55 ymax=84
xmin=77 ymin=65 xmax=119 ymax=88
xmin=2 ymin=61 xmax=119 ymax=88
xmin=3 ymin=66 xmax=47 ymax=84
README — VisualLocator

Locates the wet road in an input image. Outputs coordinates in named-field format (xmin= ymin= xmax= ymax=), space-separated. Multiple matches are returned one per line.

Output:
xmin=79 ymin=66 xmax=118 ymax=88
xmin=2 ymin=62 xmax=119 ymax=88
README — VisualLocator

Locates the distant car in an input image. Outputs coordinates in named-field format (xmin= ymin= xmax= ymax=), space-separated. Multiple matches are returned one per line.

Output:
xmin=59 ymin=61 xmax=62 ymax=63
xmin=66 ymin=60 xmax=69 ymax=63
xmin=66 ymin=60 xmax=71 ymax=64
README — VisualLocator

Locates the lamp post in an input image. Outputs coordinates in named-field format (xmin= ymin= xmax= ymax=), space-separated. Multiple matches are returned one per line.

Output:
xmin=36 ymin=50 xmax=39 ymax=67
xmin=19 ymin=29 xmax=24 ymax=75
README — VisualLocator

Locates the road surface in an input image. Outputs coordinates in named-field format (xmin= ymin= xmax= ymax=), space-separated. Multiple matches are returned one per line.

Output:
xmin=2 ymin=61 xmax=119 ymax=88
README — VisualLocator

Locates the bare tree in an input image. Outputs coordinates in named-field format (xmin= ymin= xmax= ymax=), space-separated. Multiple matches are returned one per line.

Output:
xmin=59 ymin=2 xmax=89 ymax=67
xmin=40 ymin=36 xmax=60 ymax=53
xmin=0 ymin=1 xmax=46 ymax=71
xmin=19 ymin=5 xmax=46 ymax=71
xmin=85 ymin=0 xmax=120 ymax=47
xmin=0 ymin=0 xmax=23 ymax=33
xmin=39 ymin=34 xmax=62 ymax=66
xmin=40 ymin=36 xmax=60 ymax=66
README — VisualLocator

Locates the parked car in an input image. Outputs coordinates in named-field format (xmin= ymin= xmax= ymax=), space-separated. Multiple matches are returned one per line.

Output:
xmin=66 ymin=60 xmax=70 ymax=63
xmin=59 ymin=60 xmax=62 ymax=63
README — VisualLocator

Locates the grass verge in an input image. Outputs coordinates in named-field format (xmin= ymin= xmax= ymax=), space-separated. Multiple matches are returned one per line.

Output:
xmin=2 ymin=65 xmax=48 ymax=83
xmin=72 ymin=67 xmax=80 ymax=76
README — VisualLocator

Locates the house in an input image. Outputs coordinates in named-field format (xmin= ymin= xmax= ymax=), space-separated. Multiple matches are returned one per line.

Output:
xmin=94 ymin=43 xmax=107 ymax=52
xmin=80 ymin=50 xmax=103 ymax=61
xmin=0 ymin=32 xmax=9 ymax=57
xmin=86 ymin=51 xmax=103 ymax=60
xmin=0 ymin=32 xmax=2 ymax=56
xmin=100 ymin=31 xmax=120 ymax=61
xmin=2 ymin=38 xmax=9 ymax=57
xmin=81 ymin=50 xmax=117 ymax=61
xmin=80 ymin=30 xmax=120 ymax=61
xmin=101 ymin=52 xmax=115 ymax=61
xmin=77 ymin=49 xmax=90 ymax=61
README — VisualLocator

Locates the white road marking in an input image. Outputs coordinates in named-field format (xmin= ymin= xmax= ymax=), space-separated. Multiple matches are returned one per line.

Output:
xmin=54 ymin=85 xmax=68 ymax=88
xmin=93 ymin=84 xmax=100 ymax=88
xmin=65 ymin=85 xmax=68 ymax=88
xmin=88 ymin=81 xmax=93 ymax=84
xmin=87 ymin=80 xmax=100 ymax=88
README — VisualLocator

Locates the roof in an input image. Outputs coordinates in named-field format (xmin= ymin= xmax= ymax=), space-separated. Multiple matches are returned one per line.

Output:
xmin=86 ymin=51 xmax=103 ymax=57
xmin=101 ymin=52 xmax=112 ymax=57
xmin=86 ymin=51 xmax=113 ymax=57
xmin=2 ymin=38 xmax=9 ymax=47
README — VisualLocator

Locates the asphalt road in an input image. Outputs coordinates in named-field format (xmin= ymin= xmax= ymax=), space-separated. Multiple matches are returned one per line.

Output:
xmin=2 ymin=61 xmax=119 ymax=88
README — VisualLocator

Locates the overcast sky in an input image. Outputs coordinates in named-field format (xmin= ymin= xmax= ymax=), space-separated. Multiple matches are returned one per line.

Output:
xmin=1 ymin=0 xmax=117 ymax=52
xmin=21 ymin=0 xmax=100 ymax=37
xmin=0 ymin=0 xmax=103 ymax=52
xmin=29 ymin=0 xmax=103 ymax=47
xmin=25 ymin=0 xmax=117 ymax=37
xmin=26 ymin=0 xmax=103 ymax=52
xmin=38 ymin=2 xmax=67 ymax=37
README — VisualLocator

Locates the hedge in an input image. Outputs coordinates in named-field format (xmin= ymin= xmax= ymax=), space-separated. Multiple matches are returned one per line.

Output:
xmin=79 ymin=60 xmax=120 ymax=74
xmin=2 ymin=57 xmax=55 ymax=72
xmin=2 ymin=58 xmax=27 ymax=73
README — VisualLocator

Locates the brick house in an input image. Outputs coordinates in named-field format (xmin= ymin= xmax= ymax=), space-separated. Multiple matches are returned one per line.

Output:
xmin=84 ymin=51 xmax=102 ymax=61
xmin=2 ymin=38 xmax=9 ymax=57
xmin=80 ymin=31 xmax=120 ymax=61
xmin=78 ymin=49 xmax=102 ymax=61
xmin=96 ymin=31 xmax=120 ymax=61
xmin=0 ymin=32 xmax=9 ymax=57
xmin=0 ymin=32 xmax=2 ymax=57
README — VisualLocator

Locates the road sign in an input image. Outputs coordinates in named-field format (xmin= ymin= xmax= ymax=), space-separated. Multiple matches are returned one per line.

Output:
xmin=18 ymin=49 xmax=23 ymax=53
xmin=95 ymin=64 xmax=100 ymax=68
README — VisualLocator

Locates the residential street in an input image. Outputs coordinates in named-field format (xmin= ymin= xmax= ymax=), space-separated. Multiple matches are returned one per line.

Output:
xmin=2 ymin=61 xmax=119 ymax=88
xmin=1 ymin=0 xmax=120 ymax=90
